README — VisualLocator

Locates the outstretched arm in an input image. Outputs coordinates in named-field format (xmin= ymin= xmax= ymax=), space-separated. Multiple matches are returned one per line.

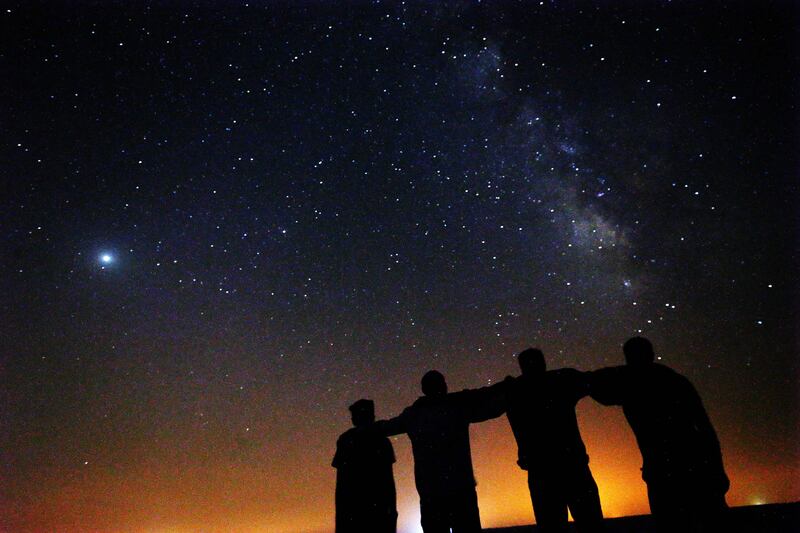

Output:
xmin=375 ymin=412 xmax=408 ymax=437
xmin=588 ymin=366 xmax=626 ymax=406
xmin=459 ymin=377 xmax=513 ymax=423
xmin=557 ymin=367 xmax=592 ymax=402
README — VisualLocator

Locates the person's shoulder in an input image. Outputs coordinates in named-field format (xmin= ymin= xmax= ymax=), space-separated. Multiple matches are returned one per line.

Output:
xmin=336 ymin=427 xmax=359 ymax=449
xmin=549 ymin=367 xmax=592 ymax=384
xmin=590 ymin=364 xmax=628 ymax=382
xmin=549 ymin=367 xmax=584 ymax=379
xmin=410 ymin=395 xmax=428 ymax=408
xmin=339 ymin=425 xmax=392 ymax=443
xmin=338 ymin=426 xmax=360 ymax=440
xmin=654 ymin=363 xmax=696 ymax=390
xmin=652 ymin=362 xmax=686 ymax=381
xmin=550 ymin=368 xmax=592 ymax=395
xmin=594 ymin=364 xmax=627 ymax=374
xmin=493 ymin=375 xmax=518 ymax=391
xmin=504 ymin=374 xmax=526 ymax=394
xmin=364 ymin=424 xmax=394 ymax=446
xmin=446 ymin=388 xmax=476 ymax=408
xmin=610 ymin=363 xmax=628 ymax=371
xmin=406 ymin=396 xmax=430 ymax=414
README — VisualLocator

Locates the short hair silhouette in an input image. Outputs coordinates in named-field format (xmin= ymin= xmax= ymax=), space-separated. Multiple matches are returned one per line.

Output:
xmin=334 ymin=398 xmax=397 ymax=532
xmin=518 ymin=348 xmax=546 ymax=376
xmin=349 ymin=399 xmax=375 ymax=427
xmin=421 ymin=370 xmax=447 ymax=396
xmin=623 ymin=336 xmax=655 ymax=366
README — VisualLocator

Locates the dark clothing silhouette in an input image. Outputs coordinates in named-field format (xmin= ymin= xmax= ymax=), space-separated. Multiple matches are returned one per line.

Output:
xmin=591 ymin=363 xmax=728 ymax=532
xmin=380 ymin=382 xmax=507 ymax=533
xmin=506 ymin=369 xmax=604 ymax=533
xmin=332 ymin=424 xmax=397 ymax=533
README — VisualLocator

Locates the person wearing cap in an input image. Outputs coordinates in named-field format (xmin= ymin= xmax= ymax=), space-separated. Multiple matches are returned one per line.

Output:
xmin=332 ymin=399 xmax=397 ymax=533
xmin=590 ymin=337 xmax=729 ymax=533
xmin=505 ymin=348 xmax=604 ymax=533
xmin=378 ymin=370 xmax=509 ymax=533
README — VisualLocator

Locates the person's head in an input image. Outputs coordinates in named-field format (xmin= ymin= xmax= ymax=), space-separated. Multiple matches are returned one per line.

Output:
xmin=623 ymin=336 xmax=655 ymax=367
xmin=518 ymin=348 xmax=546 ymax=377
xmin=349 ymin=399 xmax=375 ymax=427
xmin=421 ymin=370 xmax=447 ymax=397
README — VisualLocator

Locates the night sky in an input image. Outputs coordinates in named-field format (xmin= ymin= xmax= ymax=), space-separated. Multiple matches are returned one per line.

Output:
xmin=1 ymin=1 xmax=798 ymax=532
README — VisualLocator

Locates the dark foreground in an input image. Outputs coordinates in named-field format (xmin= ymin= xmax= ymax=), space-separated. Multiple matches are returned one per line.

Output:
xmin=484 ymin=502 xmax=800 ymax=533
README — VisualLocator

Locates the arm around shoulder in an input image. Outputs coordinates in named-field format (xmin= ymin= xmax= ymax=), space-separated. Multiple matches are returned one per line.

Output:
xmin=588 ymin=366 xmax=627 ymax=406
xmin=375 ymin=411 xmax=409 ymax=437
xmin=461 ymin=378 xmax=512 ymax=423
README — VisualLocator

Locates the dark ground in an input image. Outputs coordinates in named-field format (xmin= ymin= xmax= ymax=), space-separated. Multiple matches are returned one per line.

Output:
xmin=484 ymin=502 xmax=800 ymax=532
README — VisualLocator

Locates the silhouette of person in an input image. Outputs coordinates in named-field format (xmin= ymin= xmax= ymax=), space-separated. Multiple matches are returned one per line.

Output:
xmin=332 ymin=399 xmax=397 ymax=533
xmin=505 ymin=348 xmax=604 ymax=533
xmin=378 ymin=370 xmax=508 ymax=533
xmin=590 ymin=337 xmax=729 ymax=533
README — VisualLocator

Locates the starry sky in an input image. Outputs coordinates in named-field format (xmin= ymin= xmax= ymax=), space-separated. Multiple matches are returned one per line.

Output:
xmin=1 ymin=1 xmax=798 ymax=532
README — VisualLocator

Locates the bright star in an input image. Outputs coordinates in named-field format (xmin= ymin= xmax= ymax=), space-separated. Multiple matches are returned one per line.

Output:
xmin=99 ymin=253 xmax=113 ymax=265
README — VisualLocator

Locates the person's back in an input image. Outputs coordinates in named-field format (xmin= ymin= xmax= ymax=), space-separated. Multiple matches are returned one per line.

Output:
xmin=507 ymin=367 xmax=589 ymax=470
xmin=333 ymin=399 xmax=397 ymax=533
xmin=506 ymin=348 xmax=603 ymax=533
xmin=379 ymin=370 xmax=507 ymax=533
xmin=613 ymin=363 xmax=722 ymax=484
xmin=590 ymin=337 xmax=727 ymax=532
xmin=400 ymin=392 xmax=477 ymax=495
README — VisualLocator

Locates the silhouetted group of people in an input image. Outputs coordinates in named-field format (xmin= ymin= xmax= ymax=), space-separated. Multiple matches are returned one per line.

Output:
xmin=332 ymin=337 xmax=729 ymax=533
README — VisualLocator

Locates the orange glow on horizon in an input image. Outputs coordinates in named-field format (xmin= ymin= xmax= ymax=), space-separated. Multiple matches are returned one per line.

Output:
xmin=5 ymin=398 xmax=797 ymax=533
